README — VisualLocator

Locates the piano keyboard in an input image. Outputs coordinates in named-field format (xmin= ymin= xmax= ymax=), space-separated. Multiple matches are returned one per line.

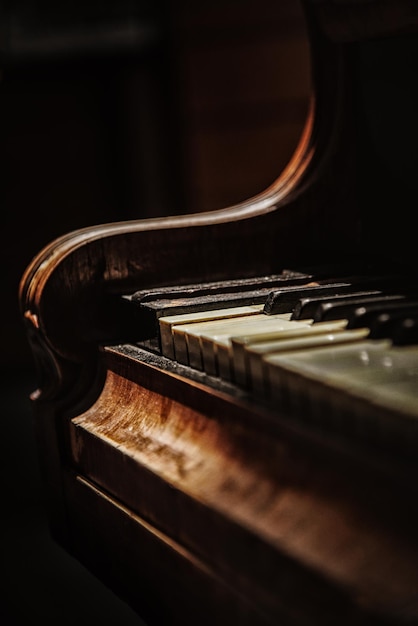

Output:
xmin=127 ymin=266 xmax=418 ymax=458
xmin=265 ymin=339 xmax=418 ymax=454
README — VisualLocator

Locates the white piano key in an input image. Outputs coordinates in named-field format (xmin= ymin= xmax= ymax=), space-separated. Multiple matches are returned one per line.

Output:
xmin=264 ymin=341 xmax=418 ymax=448
xmin=172 ymin=310 xmax=273 ymax=366
xmin=173 ymin=312 xmax=294 ymax=369
xmin=231 ymin=319 xmax=348 ymax=388
xmin=203 ymin=334 xmax=233 ymax=378
xmin=158 ymin=304 xmax=264 ymax=359
xmin=197 ymin=315 xmax=308 ymax=377
xmin=248 ymin=327 xmax=370 ymax=398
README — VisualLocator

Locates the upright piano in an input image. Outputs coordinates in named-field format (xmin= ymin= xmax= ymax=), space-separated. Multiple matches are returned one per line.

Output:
xmin=19 ymin=1 xmax=418 ymax=624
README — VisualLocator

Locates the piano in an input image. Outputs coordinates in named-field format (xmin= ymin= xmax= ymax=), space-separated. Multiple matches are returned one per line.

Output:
xmin=19 ymin=1 xmax=418 ymax=624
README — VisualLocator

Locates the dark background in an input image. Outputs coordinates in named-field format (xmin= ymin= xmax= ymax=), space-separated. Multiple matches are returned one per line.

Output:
xmin=0 ymin=1 xmax=309 ymax=623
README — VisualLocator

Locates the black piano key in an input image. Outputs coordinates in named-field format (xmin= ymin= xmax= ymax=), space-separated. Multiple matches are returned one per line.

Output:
xmin=391 ymin=315 xmax=418 ymax=345
xmin=129 ymin=272 xmax=314 ymax=304
xmin=369 ymin=311 xmax=412 ymax=340
xmin=312 ymin=294 xmax=407 ymax=323
xmin=129 ymin=270 xmax=379 ymax=320
xmin=291 ymin=290 xmax=385 ymax=321
xmin=263 ymin=282 xmax=356 ymax=315
xmin=126 ymin=271 xmax=330 ymax=321
xmin=263 ymin=273 xmax=409 ymax=316
xmin=132 ymin=287 xmax=285 ymax=319
xmin=348 ymin=300 xmax=418 ymax=334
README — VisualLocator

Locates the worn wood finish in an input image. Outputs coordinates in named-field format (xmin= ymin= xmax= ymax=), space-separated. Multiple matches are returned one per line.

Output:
xmin=18 ymin=0 xmax=418 ymax=623
xmin=67 ymin=345 xmax=418 ymax=624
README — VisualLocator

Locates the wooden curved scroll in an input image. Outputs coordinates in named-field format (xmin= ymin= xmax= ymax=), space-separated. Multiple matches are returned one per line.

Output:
xmin=19 ymin=2 xmax=358 ymax=409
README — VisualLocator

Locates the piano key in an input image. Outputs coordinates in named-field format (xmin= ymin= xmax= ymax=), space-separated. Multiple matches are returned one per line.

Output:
xmin=231 ymin=319 xmax=348 ymax=387
xmin=371 ymin=310 xmax=418 ymax=340
xmin=129 ymin=271 xmax=314 ymax=304
xmin=263 ymin=282 xmax=355 ymax=315
xmin=142 ymin=278 xmax=349 ymax=324
xmin=171 ymin=311 xmax=280 ymax=370
xmin=219 ymin=319 xmax=341 ymax=383
xmin=128 ymin=262 xmax=380 ymax=307
xmin=134 ymin=286 xmax=298 ymax=320
xmin=311 ymin=294 xmax=407 ymax=323
xmin=158 ymin=271 xmax=413 ymax=376
xmin=264 ymin=341 xmax=418 ymax=455
xmin=129 ymin=270 xmax=406 ymax=323
xmin=246 ymin=326 xmax=370 ymax=397
xmin=175 ymin=313 xmax=300 ymax=373
xmin=172 ymin=312 xmax=293 ymax=367
xmin=163 ymin=274 xmax=370 ymax=366
xmin=392 ymin=315 xmax=418 ymax=346
xmin=126 ymin=269 xmax=409 ymax=350
xmin=291 ymin=290 xmax=389 ymax=321
xmin=158 ymin=304 xmax=264 ymax=359
xmin=264 ymin=274 xmax=410 ymax=315
xmin=347 ymin=301 xmax=418 ymax=336
xmin=128 ymin=272 xmax=320 ymax=322
xmin=199 ymin=316 xmax=312 ymax=378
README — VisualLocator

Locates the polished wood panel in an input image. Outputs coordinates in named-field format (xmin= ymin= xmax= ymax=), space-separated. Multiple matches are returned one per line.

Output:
xmin=69 ymin=346 xmax=418 ymax=624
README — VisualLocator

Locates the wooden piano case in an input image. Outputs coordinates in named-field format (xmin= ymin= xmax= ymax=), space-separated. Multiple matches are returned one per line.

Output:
xmin=19 ymin=1 xmax=418 ymax=624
